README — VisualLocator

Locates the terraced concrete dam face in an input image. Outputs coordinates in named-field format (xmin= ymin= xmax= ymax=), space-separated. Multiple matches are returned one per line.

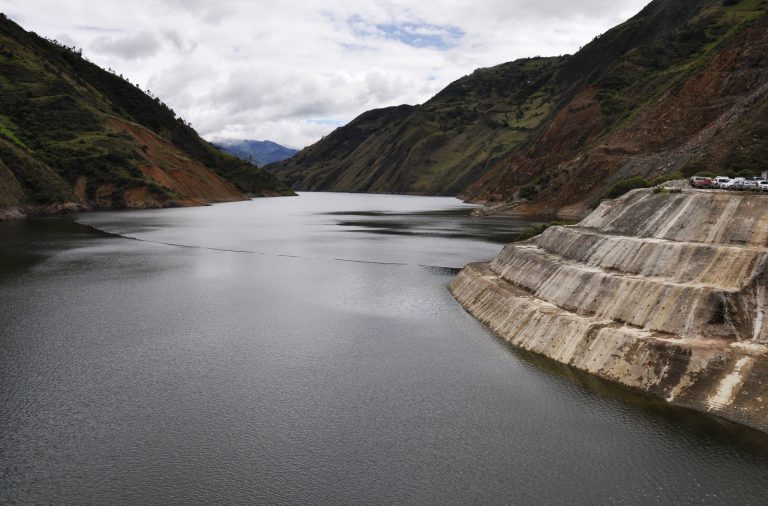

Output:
xmin=450 ymin=189 xmax=768 ymax=431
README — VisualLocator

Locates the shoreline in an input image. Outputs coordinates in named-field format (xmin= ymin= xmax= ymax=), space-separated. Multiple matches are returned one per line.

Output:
xmin=0 ymin=192 xmax=300 ymax=222
xmin=451 ymin=188 xmax=768 ymax=433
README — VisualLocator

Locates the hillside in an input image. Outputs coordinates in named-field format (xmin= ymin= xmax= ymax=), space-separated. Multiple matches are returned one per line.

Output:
xmin=268 ymin=0 xmax=768 ymax=216
xmin=0 ymin=15 xmax=293 ymax=219
xmin=468 ymin=0 xmax=768 ymax=217
xmin=216 ymin=140 xmax=298 ymax=166
xmin=268 ymin=57 xmax=565 ymax=195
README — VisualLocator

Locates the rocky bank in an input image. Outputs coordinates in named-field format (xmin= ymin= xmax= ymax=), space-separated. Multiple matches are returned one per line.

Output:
xmin=451 ymin=188 xmax=768 ymax=431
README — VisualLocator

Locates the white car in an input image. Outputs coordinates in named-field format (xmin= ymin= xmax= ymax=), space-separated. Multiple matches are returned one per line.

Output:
xmin=731 ymin=177 xmax=747 ymax=190
xmin=715 ymin=176 xmax=731 ymax=188
xmin=758 ymin=181 xmax=768 ymax=192
xmin=743 ymin=180 xmax=759 ymax=191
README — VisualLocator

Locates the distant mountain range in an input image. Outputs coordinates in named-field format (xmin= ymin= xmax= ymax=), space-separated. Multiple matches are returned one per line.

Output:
xmin=0 ymin=14 xmax=293 ymax=219
xmin=216 ymin=140 xmax=298 ymax=166
xmin=268 ymin=0 xmax=768 ymax=218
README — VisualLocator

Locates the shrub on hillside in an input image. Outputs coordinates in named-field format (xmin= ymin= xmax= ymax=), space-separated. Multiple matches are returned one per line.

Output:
xmin=519 ymin=184 xmax=538 ymax=201
xmin=602 ymin=176 xmax=651 ymax=200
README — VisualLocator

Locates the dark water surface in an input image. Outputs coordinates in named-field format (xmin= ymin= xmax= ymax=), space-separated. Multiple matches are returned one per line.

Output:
xmin=2 ymin=193 xmax=768 ymax=504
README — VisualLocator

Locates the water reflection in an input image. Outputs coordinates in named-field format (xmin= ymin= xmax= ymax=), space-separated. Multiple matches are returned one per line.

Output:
xmin=1 ymin=193 xmax=768 ymax=504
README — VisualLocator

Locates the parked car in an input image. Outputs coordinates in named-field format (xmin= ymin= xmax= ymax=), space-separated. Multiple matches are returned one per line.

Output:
xmin=715 ymin=176 xmax=731 ymax=188
xmin=758 ymin=181 xmax=768 ymax=192
xmin=690 ymin=176 xmax=714 ymax=188
xmin=743 ymin=180 xmax=759 ymax=191
xmin=731 ymin=177 xmax=747 ymax=190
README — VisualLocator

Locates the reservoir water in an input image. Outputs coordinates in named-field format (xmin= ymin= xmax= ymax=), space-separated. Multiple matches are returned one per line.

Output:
xmin=2 ymin=193 xmax=768 ymax=504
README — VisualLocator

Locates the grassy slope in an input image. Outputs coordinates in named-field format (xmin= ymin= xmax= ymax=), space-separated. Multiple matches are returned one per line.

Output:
xmin=267 ymin=0 xmax=708 ymax=196
xmin=268 ymin=57 xmax=565 ymax=195
xmin=270 ymin=0 xmax=768 ymax=213
xmin=466 ymin=0 xmax=768 ymax=214
xmin=0 ymin=15 xmax=292 ymax=212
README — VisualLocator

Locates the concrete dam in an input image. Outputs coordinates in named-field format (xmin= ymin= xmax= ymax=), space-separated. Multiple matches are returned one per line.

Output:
xmin=450 ymin=189 xmax=768 ymax=431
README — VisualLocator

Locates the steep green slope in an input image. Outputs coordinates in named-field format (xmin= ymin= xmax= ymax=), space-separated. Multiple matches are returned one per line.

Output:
xmin=268 ymin=57 xmax=565 ymax=195
xmin=467 ymin=0 xmax=768 ymax=216
xmin=269 ymin=0 xmax=768 ymax=216
xmin=0 ymin=14 xmax=293 ymax=217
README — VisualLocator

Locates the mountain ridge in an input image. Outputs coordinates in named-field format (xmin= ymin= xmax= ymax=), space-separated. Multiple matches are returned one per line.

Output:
xmin=216 ymin=139 xmax=298 ymax=166
xmin=267 ymin=57 xmax=563 ymax=195
xmin=0 ymin=14 xmax=294 ymax=219
xmin=268 ymin=0 xmax=768 ymax=217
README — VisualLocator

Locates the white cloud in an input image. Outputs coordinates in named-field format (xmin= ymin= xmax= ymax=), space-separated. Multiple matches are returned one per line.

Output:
xmin=53 ymin=32 xmax=78 ymax=48
xmin=3 ymin=0 xmax=650 ymax=148
xmin=91 ymin=31 xmax=161 ymax=60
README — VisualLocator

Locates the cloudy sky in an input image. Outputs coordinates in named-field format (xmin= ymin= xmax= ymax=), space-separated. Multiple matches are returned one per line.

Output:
xmin=3 ymin=0 xmax=649 ymax=148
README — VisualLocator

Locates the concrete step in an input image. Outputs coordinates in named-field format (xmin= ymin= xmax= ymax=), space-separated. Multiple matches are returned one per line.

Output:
xmin=581 ymin=190 xmax=768 ymax=247
xmin=536 ymin=225 xmax=767 ymax=289
xmin=449 ymin=262 xmax=768 ymax=432
xmin=489 ymin=243 xmax=747 ymax=338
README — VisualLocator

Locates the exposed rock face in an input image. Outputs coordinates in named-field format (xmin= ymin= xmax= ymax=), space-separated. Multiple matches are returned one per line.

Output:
xmin=106 ymin=118 xmax=247 ymax=206
xmin=450 ymin=189 xmax=768 ymax=430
